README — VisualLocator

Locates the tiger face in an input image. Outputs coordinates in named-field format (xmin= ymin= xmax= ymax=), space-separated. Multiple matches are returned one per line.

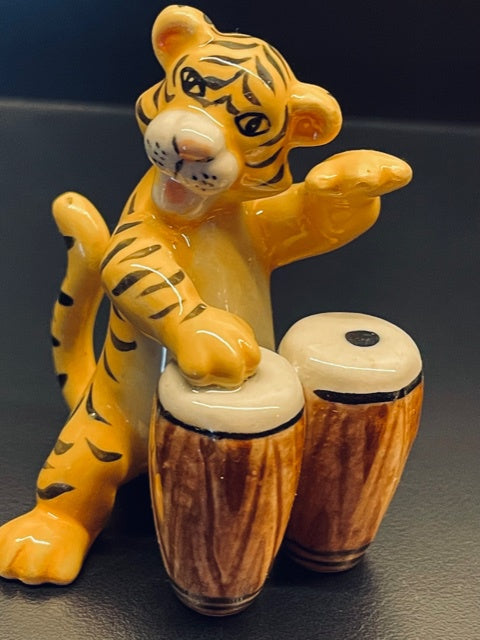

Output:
xmin=136 ymin=6 xmax=343 ymax=217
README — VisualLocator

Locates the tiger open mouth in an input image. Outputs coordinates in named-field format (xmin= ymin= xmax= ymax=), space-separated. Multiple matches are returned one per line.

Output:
xmin=151 ymin=171 xmax=213 ymax=217
xmin=144 ymin=110 xmax=240 ymax=217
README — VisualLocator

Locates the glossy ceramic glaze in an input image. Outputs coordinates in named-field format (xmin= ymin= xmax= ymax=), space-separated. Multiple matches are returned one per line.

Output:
xmin=150 ymin=348 xmax=305 ymax=615
xmin=279 ymin=313 xmax=423 ymax=571
xmin=0 ymin=5 xmax=413 ymax=587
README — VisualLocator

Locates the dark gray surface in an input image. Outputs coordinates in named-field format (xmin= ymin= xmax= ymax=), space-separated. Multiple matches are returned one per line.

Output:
xmin=0 ymin=100 xmax=479 ymax=639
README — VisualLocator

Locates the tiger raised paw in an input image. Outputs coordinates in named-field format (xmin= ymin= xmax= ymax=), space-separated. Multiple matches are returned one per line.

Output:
xmin=0 ymin=5 xmax=411 ymax=585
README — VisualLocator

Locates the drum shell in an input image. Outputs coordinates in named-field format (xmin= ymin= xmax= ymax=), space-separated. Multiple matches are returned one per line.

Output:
xmin=149 ymin=402 xmax=305 ymax=615
xmin=285 ymin=381 xmax=423 ymax=572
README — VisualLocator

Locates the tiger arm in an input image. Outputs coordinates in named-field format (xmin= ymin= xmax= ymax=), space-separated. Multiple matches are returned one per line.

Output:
xmin=100 ymin=211 xmax=259 ymax=386
xmin=244 ymin=150 xmax=412 ymax=271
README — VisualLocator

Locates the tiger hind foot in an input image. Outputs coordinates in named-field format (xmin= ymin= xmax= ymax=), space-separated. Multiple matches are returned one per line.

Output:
xmin=0 ymin=506 xmax=91 ymax=585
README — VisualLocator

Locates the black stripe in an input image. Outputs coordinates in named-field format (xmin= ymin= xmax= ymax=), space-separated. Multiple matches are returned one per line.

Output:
xmin=114 ymin=221 xmax=142 ymax=234
xmin=204 ymin=71 xmax=243 ymax=90
xmin=150 ymin=302 xmax=180 ymax=320
xmin=127 ymin=193 xmax=137 ymax=214
xmin=213 ymin=94 xmax=240 ymax=115
xmin=68 ymin=398 xmax=82 ymax=421
xmin=54 ymin=439 xmax=74 ymax=455
xmin=111 ymin=305 xmax=125 ymax=321
xmin=111 ymin=269 xmax=150 ymax=296
xmin=164 ymin=82 xmax=175 ymax=103
xmin=52 ymin=335 xmax=61 ymax=347
xmin=136 ymin=99 xmax=152 ymax=126
xmin=139 ymin=270 xmax=185 ymax=296
xmin=262 ymin=163 xmax=285 ymax=185
xmin=263 ymin=45 xmax=287 ymax=88
xmin=186 ymin=91 xmax=240 ymax=114
xmin=211 ymin=39 xmax=258 ymax=50
xmin=174 ymin=159 xmax=184 ymax=176
xmin=152 ymin=83 xmax=162 ymax=107
xmin=314 ymin=371 xmax=423 ymax=405
xmin=119 ymin=244 xmax=161 ymax=263
xmin=270 ymin=45 xmax=292 ymax=78
xmin=181 ymin=303 xmax=207 ymax=322
xmin=203 ymin=54 xmax=251 ymax=66
xmin=159 ymin=405 xmax=304 ymax=441
xmin=172 ymin=54 xmax=189 ymax=87
xmin=103 ymin=350 xmax=119 ymax=382
xmin=242 ymin=74 xmax=261 ymax=106
xmin=255 ymin=55 xmax=275 ymax=93
xmin=68 ymin=397 xmax=83 ymax=421
xmin=37 ymin=483 xmax=75 ymax=500
xmin=58 ymin=291 xmax=74 ymax=306
xmin=86 ymin=385 xmax=111 ymax=424
xmin=57 ymin=373 xmax=68 ymax=388
xmin=172 ymin=136 xmax=180 ymax=155
xmin=246 ymin=148 xmax=282 ymax=169
xmin=86 ymin=438 xmax=123 ymax=462
xmin=261 ymin=107 xmax=288 ymax=146
xmin=110 ymin=328 xmax=137 ymax=352
xmin=100 ymin=237 xmax=136 ymax=271
xmin=42 ymin=461 xmax=54 ymax=470
xmin=63 ymin=235 xmax=75 ymax=250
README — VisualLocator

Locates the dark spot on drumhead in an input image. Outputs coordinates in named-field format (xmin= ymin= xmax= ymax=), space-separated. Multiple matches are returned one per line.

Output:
xmin=345 ymin=330 xmax=380 ymax=347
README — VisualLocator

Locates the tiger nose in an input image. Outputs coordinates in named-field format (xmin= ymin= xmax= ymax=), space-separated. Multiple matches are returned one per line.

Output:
xmin=175 ymin=137 xmax=215 ymax=162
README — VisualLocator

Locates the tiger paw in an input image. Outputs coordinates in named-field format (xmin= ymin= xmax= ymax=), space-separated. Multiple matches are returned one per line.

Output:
xmin=0 ymin=506 xmax=91 ymax=585
xmin=306 ymin=150 xmax=413 ymax=200
xmin=173 ymin=306 xmax=261 ymax=388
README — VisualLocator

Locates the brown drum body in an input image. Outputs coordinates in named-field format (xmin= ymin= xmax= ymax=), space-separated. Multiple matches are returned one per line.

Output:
xmin=149 ymin=348 xmax=305 ymax=615
xmin=279 ymin=312 xmax=423 ymax=572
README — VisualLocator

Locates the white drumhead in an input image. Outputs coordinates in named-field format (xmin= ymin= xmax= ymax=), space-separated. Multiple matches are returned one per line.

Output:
xmin=279 ymin=313 xmax=422 ymax=394
xmin=158 ymin=348 xmax=304 ymax=435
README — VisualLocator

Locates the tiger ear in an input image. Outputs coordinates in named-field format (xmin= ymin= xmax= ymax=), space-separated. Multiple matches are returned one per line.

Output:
xmin=288 ymin=82 xmax=342 ymax=147
xmin=151 ymin=5 xmax=214 ymax=68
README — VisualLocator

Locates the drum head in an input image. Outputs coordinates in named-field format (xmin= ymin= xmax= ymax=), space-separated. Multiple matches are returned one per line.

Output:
xmin=279 ymin=312 xmax=422 ymax=395
xmin=158 ymin=347 xmax=304 ymax=435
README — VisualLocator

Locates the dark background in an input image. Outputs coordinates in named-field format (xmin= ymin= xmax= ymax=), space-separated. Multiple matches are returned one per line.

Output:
xmin=1 ymin=0 xmax=479 ymax=122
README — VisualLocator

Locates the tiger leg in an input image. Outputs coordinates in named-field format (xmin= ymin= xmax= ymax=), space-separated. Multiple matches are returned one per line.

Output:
xmin=0 ymin=380 xmax=148 ymax=584
xmin=0 ymin=316 xmax=160 ymax=585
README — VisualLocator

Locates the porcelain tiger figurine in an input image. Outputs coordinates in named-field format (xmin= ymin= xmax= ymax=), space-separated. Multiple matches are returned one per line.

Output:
xmin=0 ymin=5 xmax=412 ymax=585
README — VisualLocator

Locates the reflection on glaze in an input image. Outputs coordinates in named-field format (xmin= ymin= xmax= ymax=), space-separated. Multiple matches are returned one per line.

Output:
xmin=150 ymin=349 xmax=305 ymax=614
xmin=159 ymin=347 xmax=304 ymax=434
xmin=279 ymin=312 xmax=422 ymax=394
xmin=15 ymin=536 xmax=50 ymax=547
xmin=280 ymin=312 xmax=423 ymax=573
xmin=0 ymin=5 xmax=413 ymax=589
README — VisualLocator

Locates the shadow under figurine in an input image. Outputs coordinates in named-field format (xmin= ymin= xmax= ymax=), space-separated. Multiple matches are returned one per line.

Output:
xmin=0 ymin=5 xmax=420 ymax=614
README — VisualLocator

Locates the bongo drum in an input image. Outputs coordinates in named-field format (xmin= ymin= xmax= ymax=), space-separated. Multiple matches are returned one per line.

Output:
xmin=149 ymin=348 xmax=305 ymax=615
xmin=279 ymin=312 xmax=423 ymax=572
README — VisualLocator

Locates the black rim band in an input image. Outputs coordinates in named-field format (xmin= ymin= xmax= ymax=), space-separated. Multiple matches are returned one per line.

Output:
xmin=158 ymin=404 xmax=304 ymax=440
xmin=314 ymin=371 xmax=423 ymax=405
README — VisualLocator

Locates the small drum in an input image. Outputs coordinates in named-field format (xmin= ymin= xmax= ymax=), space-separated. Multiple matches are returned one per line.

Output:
xmin=149 ymin=348 xmax=305 ymax=615
xmin=279 ymin=312 xmax=423 ymax=572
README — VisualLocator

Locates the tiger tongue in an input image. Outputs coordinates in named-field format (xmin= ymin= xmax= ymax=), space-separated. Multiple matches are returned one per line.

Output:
xmin=164 ymin=177 xmax=191 ymax=207
xmin=152 ymin=173 xmax=206 ymax=216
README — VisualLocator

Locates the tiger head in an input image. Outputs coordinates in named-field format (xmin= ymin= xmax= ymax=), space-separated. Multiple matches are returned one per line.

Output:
xmin=136 ymin=5 xmax=342 ymax=217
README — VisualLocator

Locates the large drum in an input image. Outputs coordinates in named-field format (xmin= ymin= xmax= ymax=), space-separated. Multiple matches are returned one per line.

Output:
xmin=149 ymin=348 xmax=305 ymax=615
xmin=279 ymin=312 xmax=423 ymax=572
